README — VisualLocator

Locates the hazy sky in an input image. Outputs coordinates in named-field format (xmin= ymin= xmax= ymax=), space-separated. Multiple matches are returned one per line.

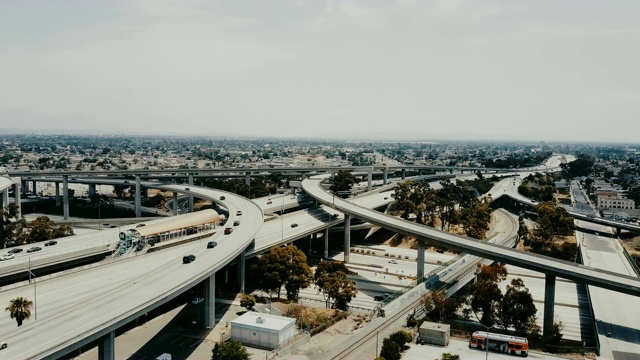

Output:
xmin=1 ymin=0 xmax=638 ymax=142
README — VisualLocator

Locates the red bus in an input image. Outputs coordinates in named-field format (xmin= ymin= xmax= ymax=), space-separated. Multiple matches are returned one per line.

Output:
xmin=469 ymin=331 xmax=528 ymax=357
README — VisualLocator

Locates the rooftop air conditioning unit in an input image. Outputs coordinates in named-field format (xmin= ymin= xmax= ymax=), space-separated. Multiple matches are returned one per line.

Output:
xmin=256 ymin=317 xmax=265 ymax=324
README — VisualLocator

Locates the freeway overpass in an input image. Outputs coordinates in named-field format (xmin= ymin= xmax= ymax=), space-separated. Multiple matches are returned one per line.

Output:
xmin=301 ymin=174 xmax=640 ymax=338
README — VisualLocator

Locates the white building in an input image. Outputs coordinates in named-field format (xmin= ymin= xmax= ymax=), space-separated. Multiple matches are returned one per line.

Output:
xmin=596 ymin=190 xmax=635 ymax=210
xmin=230 ymin=312 xmax=296 ymax=349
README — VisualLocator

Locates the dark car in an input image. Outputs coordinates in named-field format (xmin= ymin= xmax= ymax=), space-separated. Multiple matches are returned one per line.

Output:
xmin=224 ymin=227 xmax=233 ymax=234
xmin=236 ymin=211 xmax=242 ymax=216
xmin=27 ymin=246 xmax=42 ymax=253
xmin=136 ymin=224 xmax=146 ymax=228
xmin=44 ymin=240 xmax=57 ymax=246
xmin=123 ymin=180 xmax=129 ymax=184
xmin=331 ymin=214 xmax=339 ymax=219
xmin=207 ymin=241 xmax=217 ymax=249
xmin=183 ymin=255 xmax=196 ymax=264
xmin=374 ymin=293 xmax=390 ymax=301
xmin=7 ymin=248 xmax=23 ymax=254
xmin=185 ymin=187 xmax=191 ymax=191
xmin=220 ymin=195 xmax=226 ymax=200
xmin=233 ymin=220 xmax=240 ymax=226
xmin=291 ymin=223 xmax=299 ymax=228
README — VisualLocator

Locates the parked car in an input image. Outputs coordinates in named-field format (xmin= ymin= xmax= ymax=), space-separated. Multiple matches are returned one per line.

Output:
xmin=236 ymin=211 xmax=242 ymax=216
xmin=182 ymin=255 xmax=196 ymax=264
xmin=0 ymin=253 xmax=15 ymax=261
xmin=224 ymin=227 xmax=233 ymax=234
xmin=44 ymin=240 xmax=57 ymax=246
xmin=27 ymin=246 xmax=42 ymax=253
xmin=7 ymin=248 xmax=23 ymax=254
xmin=233 ymin=220 xmax=240 ymax=226
xmin=207 ymin=241 xmax=217 ymax=248
xmin=191 ymin=297 xmax=204 ymax=305
xmin=291 ymin=223 xmax=299 ymax=228
xmin=373 ymin=293 xmax=390 ymax=301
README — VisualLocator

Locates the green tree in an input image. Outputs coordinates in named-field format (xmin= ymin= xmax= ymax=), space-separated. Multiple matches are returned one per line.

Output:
xmin=28 ymin=216 xmax=55 ymax=242
xmin=1 ymin=204 xmax=28 ymax=248
xmin=421 ymin=289 xmax=461 ymax=323
xmin=6 ymin=297 xmax=33 ymax=327
xmin=501 ymin=278 xmax=537 ymax=335
xmin=468 ymin=264 xmax=507 ymax=327
xmin=330 ymin=170 xmax=357 ymax=193
xmin=239 ymin=294 xmax=256 ymax=311
xmin=250 ymin=245 xmax=312 ymax=301
xmin=560 ymin=154 xmax=594 ymax=178
xmin=460 ymin=203 xmax=492 ymax=239
xmin=314 ymin=261 xmax=357 ymax=310
xmin=211 ymin=340 xmax=250 ymax=360
xmin=380 ymin=338 xmax=402 ymax=360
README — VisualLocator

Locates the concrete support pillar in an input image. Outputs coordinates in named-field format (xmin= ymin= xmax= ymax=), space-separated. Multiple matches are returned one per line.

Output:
xmin=204 ymin=274 xmax=216 ymax=329
xmin=417 ymin=239 xmax=425 ymax=280
xmin=188 ymin=174 xmax=194 ymax=213
xmin=88 ymin=183 xmax=96 ymax=196
xmin=55 ymin=182 xmax=60 ymax=206
xmin=616 ymin=228 xmax=622 ymax=237
xmin=401 ymin=169 xmax=406 ymax=180
xmin=31 ymin=181 xmax=36 ymax=195
xmin=135 ymin=175 xmax=141 ymax=218
xmin=543 ymin=274 xmax=556 ymax=338
xmin=245 ymin=172 xmax=251 ymax=186
xmin=367 ymin=167 xmax=373 ymax=192
xmin=344 ymin=214 xmax=351 ymax=262
xmin=383 ymin=167 xmax=388 ymax=185
xmin=331 ymin=172 xmax=336 ymax=182
xmin=21 ymin=180 xmax=27 ymax=195
xmin=62 ymin=175 xmax=69 ymax=220
xmin=141 ymin=188 xmax=148 ymax=198
xmin=98 ymin=331 xmax=115 ymax=360
xmin=0 ymin=189 xmax=5 ymax=209
xmin=237 ymin=251 xmax=246 ymax=292
xmin=324 ymin=227 xmax=329 ymax=259
xmin=173 ymin=192 xmax=178 ymax=216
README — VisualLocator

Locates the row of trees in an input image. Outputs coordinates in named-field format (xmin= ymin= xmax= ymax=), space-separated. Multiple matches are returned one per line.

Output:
xmin=249 ymin=246 xmax=357 ymax=311
xmin=390 ymin=178 xmax=492 ymax=240
xmin=520 ymin=202 xmax=577 ymax=261
xmin=1 ymin=205 xmax=74 ymax=248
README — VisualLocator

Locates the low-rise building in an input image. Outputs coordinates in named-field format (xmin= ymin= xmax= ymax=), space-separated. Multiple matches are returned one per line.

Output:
xmin=230 ymin=312 xmax=297 ymax=349
xmin=596 ymin=190 xmax=635 ymax=210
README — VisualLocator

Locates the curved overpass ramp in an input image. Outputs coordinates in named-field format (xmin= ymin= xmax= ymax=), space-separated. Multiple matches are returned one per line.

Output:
xmin=0 ymin=183 xmax=263 ymax=360
xmin=302 ymin=175 xmax=640 ymax=296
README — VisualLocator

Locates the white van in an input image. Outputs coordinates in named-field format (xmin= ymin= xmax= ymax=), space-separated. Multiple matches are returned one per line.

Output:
xmin=156 ymin=354 xmax=172 ymax=360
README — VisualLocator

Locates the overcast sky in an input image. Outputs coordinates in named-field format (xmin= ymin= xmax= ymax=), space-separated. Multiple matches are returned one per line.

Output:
xmin=0 ymin=0 xmax=638 ymax=142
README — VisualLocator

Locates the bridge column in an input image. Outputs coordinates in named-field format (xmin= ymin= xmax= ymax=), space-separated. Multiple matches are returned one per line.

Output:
xmin=204 ymin=274 xmax=216 ymax=328
xmin=543 ymin=274 xmax=556 ymax=338
xmin=383 ymin=167 xmax=388 ymax=185
xmin=188 ymin=174 xmax=194 ymax=213
xmin=21 ymin=180 xmax=27 ymax=195
xmin=417 ymin=239 xmax=425 ymax=280
xmin=98 ymin=330 xmax=115 ymax=360
xmin=141 ymin=188 xmax=148 ymax=198
xmin=135 ymin=175 xmax=141 ymax=218
xmin=62 ymin=175 xmax=69 ymax=220
xmin=237 ymin=251 xmax=246 ymax=292
xmin=616 ymin=228 xmax=622 ymax=237
xmin=31 ymin=180 xmax=36 ymax=195
xmin=324 ymin=227 xmax=329 ymax=259
xmin=401 ymin=169 xmax=406 ymax=180
xmin=173 ymin=192 xmax=178 ymax=215
xmin=88 ymin=183 xmax=96 ymax=196
xmin=55 ymin=182 xmax=60 ymax=206
xmin=449 ymin=169 xmax=454 ymax=174
xmin=1 ymin=188 xmax=7 ymax=209
xmin=245 ymin=172 xmax=251 ymax=186
xmin=344 ymin=214 xmax=351 ymax=262
xmin=367 ymin=167 xmax=373 ymax=192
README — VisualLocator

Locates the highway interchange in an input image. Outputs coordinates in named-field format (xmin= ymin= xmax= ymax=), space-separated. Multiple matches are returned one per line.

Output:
xmin=1 ymin=154 xmax=640 ymax=359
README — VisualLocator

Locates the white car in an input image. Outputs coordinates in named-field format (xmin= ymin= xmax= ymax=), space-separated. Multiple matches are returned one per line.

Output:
xmin=0 ymin=253 xmax=15 ymax=261
xmin=388 ymin=259 xmax=398 ymax=264
xmin=191 ymin=297 xmax=204 ymax=305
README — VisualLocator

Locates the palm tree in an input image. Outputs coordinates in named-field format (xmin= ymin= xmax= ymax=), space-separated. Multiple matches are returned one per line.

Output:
xmin=6 ymin=297 xmax=33 ymax=327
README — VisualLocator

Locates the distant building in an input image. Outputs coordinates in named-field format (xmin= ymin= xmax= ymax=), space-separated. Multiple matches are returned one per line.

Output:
xmin=418 ymin=321 xmax=450 ymax=346
xmin=596 ymin=190 xmax=635 ymax=210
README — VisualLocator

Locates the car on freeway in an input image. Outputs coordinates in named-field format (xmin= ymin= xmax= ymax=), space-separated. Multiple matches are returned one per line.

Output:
xmin=136 ymin=224 xmax=146 ymax=228
xmin=182 ymin=255 xmax=196 ymax=264
xmin=7 ymin=248 xmax=23 ymax=254
xmin=192 ymin=297 xmax=204 ymax=305
xmin=388 ymin=259 xmax=398 ymax=264
xmin=220 ymin=195 xmax=225 ymax=200
xmin=373 ymin=293 xmax=391 ymax=301
xmin=123 ymin=180 xmax=129 ymax=184
xmin=233 ymin=220 xmax=240 ymax=226
xmin=27 ymin=246 xmax=42 ymax=253
xmin=185 ymin=187 xmax=191 ymax=191
xmin=331 ymin=214 xmax=339 ymax=219
xmin=0 ymin=253 xmax=15 ymax=261
xmin=291 ymin=223 xmax=299 ymax=228
xmin=384 ymin=197 xmax=389 ymax=200
xmin=224 ymin=227 xmax=233 ymax=234
xmin=236 ymin=211 xmax=242 ymax=216
xmin=207 ymin=241 xmax=217 ymax=248
xmin=44 ymin=240 xmax=57 ymax=246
